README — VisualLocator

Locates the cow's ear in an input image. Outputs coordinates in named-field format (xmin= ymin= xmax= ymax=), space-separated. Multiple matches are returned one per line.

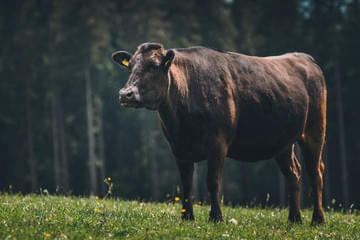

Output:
xmin=161 ymin=50 xmax=175 ymax=70
xmin=112 ymin=51 xmax=132 ymax=68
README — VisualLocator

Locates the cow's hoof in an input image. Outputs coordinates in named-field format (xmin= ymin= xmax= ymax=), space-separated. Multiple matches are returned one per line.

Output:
xmin=209 ymin=211 xmax=223 ymax=223
xmin=311 ymin=211 xmax=325 ymax=225
xmin=311 ymin=219 xmax=325 ymax=226
xmin=288 ymin=214 xmax=302 ymax=224
xmin=311 ymin=217 xmax=325 ymax=226
xmin=182 ymin=212 xmax=195 ymax=221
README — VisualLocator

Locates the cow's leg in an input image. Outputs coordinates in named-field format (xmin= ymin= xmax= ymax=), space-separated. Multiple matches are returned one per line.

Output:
xmin=177 ymin=160 xmax=194 ymax=220
xmin=207 ymin=158 xmax=225 ymax=222
xmin=299 ymin=134 xmax=325 ymax=225
xmin=299 ymin=98 xmax=326 ymax=225
xmin=207 ymin=136 xmax=227 ymax=222
xmin=276 ymin=144 xmax=302 ymax=223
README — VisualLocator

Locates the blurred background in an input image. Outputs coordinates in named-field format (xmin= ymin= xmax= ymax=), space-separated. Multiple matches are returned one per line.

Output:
xmin=0 ymin=0 xmax=359 ymax=209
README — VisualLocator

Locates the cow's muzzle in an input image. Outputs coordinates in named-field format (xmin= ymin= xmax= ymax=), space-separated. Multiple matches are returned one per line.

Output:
xmin=119 ymin=87 xmax=141 ymax=107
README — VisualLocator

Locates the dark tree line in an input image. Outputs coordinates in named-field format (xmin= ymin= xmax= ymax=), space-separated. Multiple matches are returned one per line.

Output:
xmin=0 ymin=0 xmax=359 ymax=208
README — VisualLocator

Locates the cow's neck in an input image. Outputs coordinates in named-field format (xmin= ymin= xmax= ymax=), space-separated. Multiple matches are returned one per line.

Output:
xmin=157 ymin=65 xmax=189 ymax=139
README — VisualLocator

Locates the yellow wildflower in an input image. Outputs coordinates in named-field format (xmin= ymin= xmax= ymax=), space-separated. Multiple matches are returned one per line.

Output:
xmin=8 ymin=184 xmax=13 ymax=189
xmin=45 ymin=233 xmax=51 ymax=238
xmin=174 ymin=196 xmax=180 ymax=202
xmin=193 ymin=203 xmax=198 ymax=207
xmin=95 ymin=208 xmax=101 ymax=213
xmin=107 ymin=177 xmax=111 ymax=181
xmin=181 ymin=208 xmax=186 ymax=213
xmin=95 ymin=196 xmax=99 ymax=200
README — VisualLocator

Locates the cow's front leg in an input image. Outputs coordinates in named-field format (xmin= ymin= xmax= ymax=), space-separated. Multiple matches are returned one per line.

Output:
xmin=177 ymin=159 xmax=194 ymax=220
xmin=207 ymin=144 xmax=226 ymax=222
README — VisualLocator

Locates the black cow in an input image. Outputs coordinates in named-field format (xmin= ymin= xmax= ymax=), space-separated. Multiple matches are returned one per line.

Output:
xmin=112 ymin=42 xmax=327 ymax=224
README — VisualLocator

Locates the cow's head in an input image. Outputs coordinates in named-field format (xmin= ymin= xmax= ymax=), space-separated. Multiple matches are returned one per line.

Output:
xmin=112 ymin=42 xmax=175 ymax=110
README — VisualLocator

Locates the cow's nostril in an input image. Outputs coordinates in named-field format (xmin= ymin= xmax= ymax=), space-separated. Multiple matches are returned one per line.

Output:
xmin=126 ymin=92 xmax=134 ymax=98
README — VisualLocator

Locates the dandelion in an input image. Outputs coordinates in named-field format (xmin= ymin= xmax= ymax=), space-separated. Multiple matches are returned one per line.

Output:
xmin=107 ymin=177 xmax=111 ymax=181
xmin=95 ymin=196 xmax=99 ymax=200
xmin=8 ymin=184 xmax=13 ymax=190
xmin=94 ymin=208 xmax=101 ymax=213
xmin=45 ymin=233 xmax=51 ymax=238
xmin=193 ymin=203 xmax=198 ymax=207
xmin=174 ymin=196 xmax=180 ymax=202
xmin=181 ymin=208 xmax=186 ymax=213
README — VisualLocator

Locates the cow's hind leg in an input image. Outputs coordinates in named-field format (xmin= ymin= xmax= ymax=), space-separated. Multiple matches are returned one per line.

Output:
xmin=299 ymin=133 xmax=326 ymax=225
xmin=276 ymin=144 xmax=302 ymax=223
xmin=299 ymin=99 xmax=326 ymax=225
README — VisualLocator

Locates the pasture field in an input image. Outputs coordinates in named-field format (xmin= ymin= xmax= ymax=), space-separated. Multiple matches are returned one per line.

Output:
xmin=0 ymin=194 xmax=359 ymax=239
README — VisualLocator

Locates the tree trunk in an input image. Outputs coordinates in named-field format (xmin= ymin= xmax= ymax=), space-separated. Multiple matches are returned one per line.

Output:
xmin=58 ymin=98 xmax=69 ymax=192
xmin=240 ymin=163 xmax=249 ymax=204
xmin=193 ymin=163 xmax=199 ymax=202
xmin=25 ymin=76 xmax=37 ymax=192
xmin=335 ymin=62 xmax=349 ymax=205
xmin=322 ymin=141 xmax=331 ymax=205
xmin=97 ymin=98 xmax=106 ymax=196
xmin=150 ymin=130 xmax=160 ymax=201
xmin=51 ymin=92 xmax=61 ymax=191
xmin=85 ymin=66 xmax=97 ymax=196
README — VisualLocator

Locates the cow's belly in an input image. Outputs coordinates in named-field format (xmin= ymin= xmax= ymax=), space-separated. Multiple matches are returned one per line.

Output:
xmin=227 ymin=124 xmax=302 ymax=162
xmin=227 ymin=142 xmax=291 ymax=162
xmin=227 ymin=105 xmax=306 ymax=161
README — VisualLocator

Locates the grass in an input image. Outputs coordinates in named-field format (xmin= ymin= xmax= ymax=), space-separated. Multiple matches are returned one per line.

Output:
xmin=0 ymin=194 xmax=359 ymax=239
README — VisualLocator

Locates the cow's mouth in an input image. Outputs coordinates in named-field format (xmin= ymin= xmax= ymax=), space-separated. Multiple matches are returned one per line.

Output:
xmin=119 ymin=101 xmax=142 ymax=108
xmin=119 ymin=96 xmax=159 ymax=111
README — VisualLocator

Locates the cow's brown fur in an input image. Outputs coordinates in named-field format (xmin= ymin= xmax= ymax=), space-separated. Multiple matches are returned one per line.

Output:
xmin=113 ymin=43 xmax=327 ymax=224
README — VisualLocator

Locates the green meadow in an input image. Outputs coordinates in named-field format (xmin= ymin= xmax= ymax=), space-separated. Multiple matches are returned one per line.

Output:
xmin=0 ymin=194 xmax=359 ymax=239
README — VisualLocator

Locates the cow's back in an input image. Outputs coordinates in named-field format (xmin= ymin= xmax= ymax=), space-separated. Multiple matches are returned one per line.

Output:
xmin=161 ymin=48 xmax=325 ymax=162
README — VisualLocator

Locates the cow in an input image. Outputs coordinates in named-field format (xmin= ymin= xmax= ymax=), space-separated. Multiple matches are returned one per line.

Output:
xmin=112 ymin=42 xmax=327 ymax=225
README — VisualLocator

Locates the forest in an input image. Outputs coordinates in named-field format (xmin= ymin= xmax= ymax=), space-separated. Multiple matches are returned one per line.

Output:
xmin=0 ymin=0 xmax=359 ymax=209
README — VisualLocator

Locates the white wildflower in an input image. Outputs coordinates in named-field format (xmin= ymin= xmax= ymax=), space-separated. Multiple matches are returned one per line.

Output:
xmin=229 ymin=218 xmax=238 ymax=225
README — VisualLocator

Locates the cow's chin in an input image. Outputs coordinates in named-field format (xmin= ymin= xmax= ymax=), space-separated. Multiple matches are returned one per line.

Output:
xmin=120 ymin=101 xmax=159 ymax=111
xmin=120 ymin=101 xmax=142 ymax=109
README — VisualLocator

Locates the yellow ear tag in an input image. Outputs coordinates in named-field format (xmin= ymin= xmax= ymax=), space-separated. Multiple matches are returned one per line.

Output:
xmin=121 ymin=59 xmax=129 ymax=67
xmin=164 ymin=60 xmax=169 ymax=67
